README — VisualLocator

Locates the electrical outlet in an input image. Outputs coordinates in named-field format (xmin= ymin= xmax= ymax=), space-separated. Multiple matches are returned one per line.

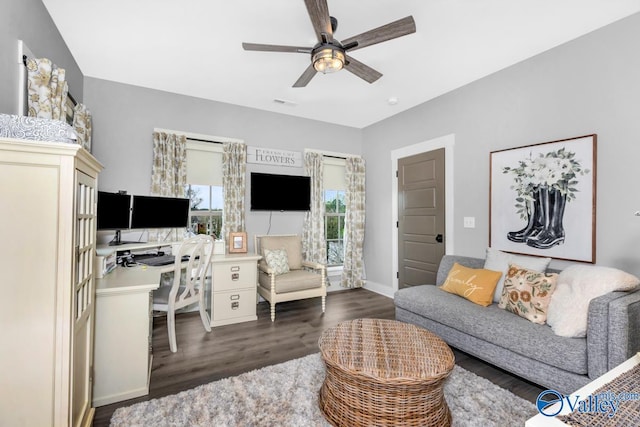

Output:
xmin=463 ymin=217 xmax=475 ymax=228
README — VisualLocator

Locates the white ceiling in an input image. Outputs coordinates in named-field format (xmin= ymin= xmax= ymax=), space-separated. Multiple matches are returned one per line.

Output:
xmin=42 ymin=0 xmax=640 ymax=129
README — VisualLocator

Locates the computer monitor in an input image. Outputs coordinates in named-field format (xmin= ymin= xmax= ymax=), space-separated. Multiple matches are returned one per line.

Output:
xmin=130 ymin=195 xmax=190 ymax=229
xmin=97 ymin=191 xmax=131 ymax=230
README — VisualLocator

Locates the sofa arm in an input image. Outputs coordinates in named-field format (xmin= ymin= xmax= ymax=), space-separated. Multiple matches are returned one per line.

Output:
xmin=302 ymin=260 xmax=325 ymax=271
xmin=587 ymin=289 xmax=640 ymax=378
xmin=258 ymin=260 xmax=275 ymax=275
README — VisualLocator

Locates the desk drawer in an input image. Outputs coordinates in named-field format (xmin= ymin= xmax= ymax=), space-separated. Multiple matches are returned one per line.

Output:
xmin=212 ymin=289 xmax=256 ymax=323
xmin=212 ymin=261 xmax=257 ymax=291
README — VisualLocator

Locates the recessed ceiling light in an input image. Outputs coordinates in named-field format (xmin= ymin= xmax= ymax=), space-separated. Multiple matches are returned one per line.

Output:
xmin=387 ymin=97 xmax=399 ymax=105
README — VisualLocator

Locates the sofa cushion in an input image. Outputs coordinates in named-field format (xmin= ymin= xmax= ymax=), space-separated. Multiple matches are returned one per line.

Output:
xmin=258 ymin=269 xmax=322 ymax=293
xmin=263 ymin=248 xmax=290 ymax=275
xmin=260 ymin=235 xmax=303 ymax=270
xmin=394 ymin=285 xmax=587 ymax=375
xmin=484 ymin=248 xmax=551 ymax=303
xmin=498 ymin=264 xmax=557 ymax=324
xmin=440 ymin=262 xmax=502 ymax=306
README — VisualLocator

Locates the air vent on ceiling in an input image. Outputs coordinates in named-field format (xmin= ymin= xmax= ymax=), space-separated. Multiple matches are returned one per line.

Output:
xmin=273 ymin=98 xmax=298 ymax=107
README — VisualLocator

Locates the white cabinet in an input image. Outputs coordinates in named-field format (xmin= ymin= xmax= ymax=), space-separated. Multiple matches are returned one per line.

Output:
xmin=0 ymin=138 xmax=102 ymax=427
xmin=210 ymin=253 xmax=262 ymax=327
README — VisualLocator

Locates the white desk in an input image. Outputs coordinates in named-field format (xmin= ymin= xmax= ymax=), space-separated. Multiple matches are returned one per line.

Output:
xmin=93 ymin=265 xmax=170 ymax=407
xmin=92 ymin=249 xmax=262 ymax=406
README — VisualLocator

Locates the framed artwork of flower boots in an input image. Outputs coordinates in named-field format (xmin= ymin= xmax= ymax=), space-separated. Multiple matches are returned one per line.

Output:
xmin=490 ymin=134 xmax=596 ymax=263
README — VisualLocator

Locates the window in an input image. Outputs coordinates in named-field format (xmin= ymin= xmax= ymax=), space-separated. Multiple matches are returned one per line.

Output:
xmin=186 ymin=184 xmax=223 ymax=237
xmin=323 ymin=157 xmax=347 ymax=266
xmin=184 ymin=139 xmax=223 ymax=238
xmin=325 ymin=189 xmax=346 ymax=266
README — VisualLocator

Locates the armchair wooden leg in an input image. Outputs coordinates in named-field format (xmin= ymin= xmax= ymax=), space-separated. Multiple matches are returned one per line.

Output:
xmin=270 ymin=303 xmax=276 ymax=322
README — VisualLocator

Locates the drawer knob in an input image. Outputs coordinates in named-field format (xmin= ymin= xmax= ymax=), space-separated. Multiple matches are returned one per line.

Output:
xmin=230 ymin=266 xmax=240 ymax=272
xmin=231 ymin=273 xmax=239 ymax=281
xmin=230 ymin=294 xmax=240 ymax=300
xmin=231 ymin=301 xmax=240 ymax=310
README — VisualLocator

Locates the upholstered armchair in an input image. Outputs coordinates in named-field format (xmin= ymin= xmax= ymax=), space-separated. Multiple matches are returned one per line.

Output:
xmin=254 ymin=234 xmax=327 ymax=321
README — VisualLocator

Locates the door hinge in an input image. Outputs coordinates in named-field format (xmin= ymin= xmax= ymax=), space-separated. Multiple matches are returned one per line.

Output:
xmin=396 ymin=272 xmax=399 ymax=279
xmin=396 ymin=221 xmax=399 ymax=228
xmin=395 ymin=170 xmax=398 ymax=178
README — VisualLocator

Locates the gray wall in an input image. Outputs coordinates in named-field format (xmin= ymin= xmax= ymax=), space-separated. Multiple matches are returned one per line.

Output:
xmin=3 ymin=1 xmax=639 ymax=290
xmin=84 ymin=77 xmax=362 ymax=246
xmin=0 ymin=0 xmax=83 ymax=115
xmin=362 ymin=12 xmax=640 ymax=293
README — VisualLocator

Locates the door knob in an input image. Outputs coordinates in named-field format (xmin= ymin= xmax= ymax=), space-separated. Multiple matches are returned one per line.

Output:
xmin=435 ymin=234 xmax=443 ymax=243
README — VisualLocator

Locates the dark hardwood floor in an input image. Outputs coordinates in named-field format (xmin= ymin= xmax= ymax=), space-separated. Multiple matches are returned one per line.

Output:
xmin=93 ymin=288 xmax=543 ymax=426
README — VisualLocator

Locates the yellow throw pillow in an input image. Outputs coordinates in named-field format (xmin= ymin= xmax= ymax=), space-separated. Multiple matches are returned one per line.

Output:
xmin=440 ymin=262 xmax=502 ymax=306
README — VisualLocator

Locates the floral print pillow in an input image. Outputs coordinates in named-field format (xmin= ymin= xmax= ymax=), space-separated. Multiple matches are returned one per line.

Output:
xmin=499 ymin=263 xmax=557 ymax=324
xmin=264 ymin=248 xmax=290 ymax=275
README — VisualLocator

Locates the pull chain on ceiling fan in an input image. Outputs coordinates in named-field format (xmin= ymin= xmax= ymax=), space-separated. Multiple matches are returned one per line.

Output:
xmin=242 ymin=0 xmax=416 ymax=87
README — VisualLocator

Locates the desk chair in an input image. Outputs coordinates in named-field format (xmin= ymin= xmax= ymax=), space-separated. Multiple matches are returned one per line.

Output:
xmin=255 ymin=234 xmax=327 ymax=321
xmin=152 ymin=234 xmax=214 ymax=352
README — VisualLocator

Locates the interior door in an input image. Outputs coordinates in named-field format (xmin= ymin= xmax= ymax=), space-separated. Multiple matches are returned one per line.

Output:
xmin=398 ymin=149 xmax=445 ymax=289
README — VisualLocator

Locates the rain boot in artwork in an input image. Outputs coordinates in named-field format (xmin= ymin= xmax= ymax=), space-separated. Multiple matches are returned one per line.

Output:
xmin=507 ymin=186 xmax=544 ymax=243
xmin=526 ymin=186 xmax=566 ymax=249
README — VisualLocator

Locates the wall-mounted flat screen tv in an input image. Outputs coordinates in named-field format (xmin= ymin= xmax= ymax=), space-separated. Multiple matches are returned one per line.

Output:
xmin=97 ymin=191 xmax=131 ymax=230
xmin=130 ymin=195 xmax=190 ymax=229
xmin=250 ymin=172 xmax=311 ymax=211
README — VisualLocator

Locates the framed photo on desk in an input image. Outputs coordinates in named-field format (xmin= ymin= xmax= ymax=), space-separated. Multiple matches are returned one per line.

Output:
xmin=229 ymin=232 xmax=247 ymax=253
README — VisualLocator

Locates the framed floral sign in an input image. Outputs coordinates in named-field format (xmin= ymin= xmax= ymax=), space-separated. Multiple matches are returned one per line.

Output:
xmin=490 ymin=134 xmax=597 ymax=263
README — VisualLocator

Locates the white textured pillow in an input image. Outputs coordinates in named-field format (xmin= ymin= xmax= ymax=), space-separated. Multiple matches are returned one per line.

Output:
xmin=263 ymin=248 xmax=290 ymax=275
xmin=484 ymin=248 xmax=552 ymax=303
xmin=546 ymin=265 xmax=640 ymax=337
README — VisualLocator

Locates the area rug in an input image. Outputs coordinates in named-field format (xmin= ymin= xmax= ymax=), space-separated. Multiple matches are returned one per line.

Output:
xmin=110 ymin=353 xmax=537 ymax=426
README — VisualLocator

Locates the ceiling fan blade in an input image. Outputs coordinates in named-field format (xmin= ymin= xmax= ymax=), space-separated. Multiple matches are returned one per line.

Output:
xmin=344 ymin=56 xmax=382 ymax=84
xmin=341 ymin=16 xmax=416 ymax=52
xmin=304 ymin=0 xmax=333 ymax=42
xmin=242 ymin=42 xmax=311 ymax=54
xmin=293 ymin=64 xmax=318 ymax=87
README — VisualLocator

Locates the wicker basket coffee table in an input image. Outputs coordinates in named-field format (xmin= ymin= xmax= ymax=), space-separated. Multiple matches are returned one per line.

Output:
xmin=318 ymin=318 xmax=455 ymax=427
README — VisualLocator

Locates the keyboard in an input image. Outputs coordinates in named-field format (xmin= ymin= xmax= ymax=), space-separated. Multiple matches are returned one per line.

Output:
xmin=134 ymin=254 xmax=189 ymax=266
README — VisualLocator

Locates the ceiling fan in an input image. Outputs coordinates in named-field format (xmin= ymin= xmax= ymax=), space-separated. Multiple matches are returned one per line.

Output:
xmin=242 ymin=0 xmax=416 ymax=87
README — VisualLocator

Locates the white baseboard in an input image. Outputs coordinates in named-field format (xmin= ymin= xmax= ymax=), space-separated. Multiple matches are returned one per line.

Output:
xmin=363 ymin=281 xmax=395 ymax=299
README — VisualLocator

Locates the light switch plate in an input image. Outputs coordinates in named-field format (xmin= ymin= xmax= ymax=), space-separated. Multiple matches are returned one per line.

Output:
xmin=463 ymin=217 xmax=475 ymax=228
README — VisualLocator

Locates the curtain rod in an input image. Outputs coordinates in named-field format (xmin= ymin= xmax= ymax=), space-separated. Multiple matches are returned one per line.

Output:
xmin=305 ymin=148 xmax=360 ymax=159
xmin=186 ymin=137 xmax=223 ymax=144
xmin=154 ymin=128 xmax=243 ymax=144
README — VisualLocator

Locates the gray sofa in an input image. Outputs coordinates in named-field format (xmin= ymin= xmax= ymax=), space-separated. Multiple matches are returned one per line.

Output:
xmin=394 ymin=254 xmax=640 ymax=394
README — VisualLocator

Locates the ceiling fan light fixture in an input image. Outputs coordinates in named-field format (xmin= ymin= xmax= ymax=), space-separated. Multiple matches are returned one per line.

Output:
xmin=312 ymin=46 xmax=345 ymax=74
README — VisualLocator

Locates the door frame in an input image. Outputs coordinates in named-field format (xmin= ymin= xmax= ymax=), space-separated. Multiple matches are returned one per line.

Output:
xmin=391 ymin=134 xmax=455 ymax=292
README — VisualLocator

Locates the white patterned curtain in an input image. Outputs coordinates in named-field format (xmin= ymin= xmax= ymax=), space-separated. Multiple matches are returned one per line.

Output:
xmin=341 ymin=156 xmax=366 ymax=288
xmin=303 ymin=152 xmax=326 ymax=264
xmin=222 ymin=142 xmax=247 ymax=241
xmin=150 ymin=131 xmax=187 ymax=242
xmin=26 ymin=58 xmax=68 ymax=121
xmin=72 ymin=103 xmax=92 ymax=152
